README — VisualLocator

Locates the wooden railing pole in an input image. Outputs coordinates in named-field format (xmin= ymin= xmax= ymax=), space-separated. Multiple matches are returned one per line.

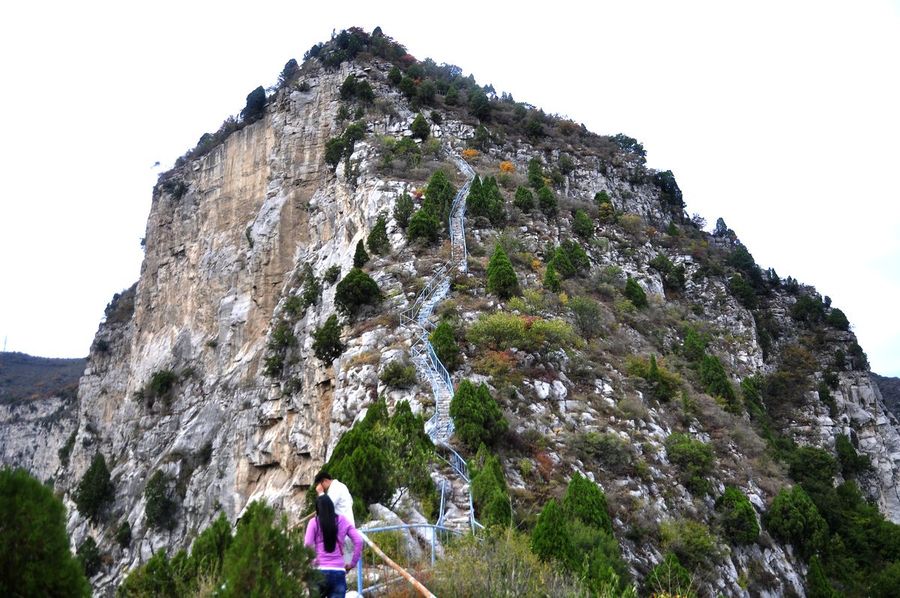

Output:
xmin=360 ymin=532 xmax=436 ymax=598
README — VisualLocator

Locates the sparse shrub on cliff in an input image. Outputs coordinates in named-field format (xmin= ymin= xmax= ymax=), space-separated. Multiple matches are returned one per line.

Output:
xmin=388 ymin=66 xmax=402 ymax=85
xmin=644 ymin=553 xmax=694 ymax=597
xmin=568 ymin=296 xmax=603 ymax=339
xmin=393 ymin=193 xmax=414 ymax=229
xmin=537 ymin=186 xmax=557 ymax=217
xmin=513 ymin=186 xmax=534 ymax=212
xmin=323 ymin=264 xmax=341 ymax=284
xmin=380 ymin=360 xmax=417 ymax=388
xmin=827 ymin=307 xmax=850 ymax=331
xmin=659 ymin=519 xmax=719 ymax=572
xmin=665 ymin=433 xmax=714 ymax=495
xmin=277 ymin=58 xmax=300 ymax=87
xmin=0 ymin=468 xmax=91 ymax=596
xmin=324 ymin=121 xmax=366 ymax=170
xmin=74 ymin=453 xmax=114 ymax=522
xmin=312 ymin=315 xmax=345 ymax=365
xmin=146 ymin=369 xmax=177 ymax=405
xmin=116 ymin=521 xmax=132 ymax=547
xmin=624 ymin=276 xmax=648 ymax=308
xmin=76 ymin=537 xmax=101 ymax=578
xmin=410 ymin=113 xmax=430 ymax=141
xmin=144 ymin=471 xmax=176 ymax=530
xmin=835 ymin=434 xmax=872 ymax=477
xmin=367 ymin=214 xmax=390 ymax=255
xmin=334 ymin=268 xmax=381 ymax=318
xmin=699 ymin=354 xmax=738 ymax=411
xmin=353 ymin=240 xmax=369 ymax=268
xmin=716 ymin=487 xmax=759 ymax=545
xmin=573 ymin=209 xmax=593 ymax=239
xmin=486 ymin=244 xmax=518 ymax=299
xmin=628 ymin=355 xmax=681 ymax=402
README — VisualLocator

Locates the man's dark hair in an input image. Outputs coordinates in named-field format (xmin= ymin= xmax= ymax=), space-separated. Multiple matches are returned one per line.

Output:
xmin=314 ymin=471 xmax=333 ymax=485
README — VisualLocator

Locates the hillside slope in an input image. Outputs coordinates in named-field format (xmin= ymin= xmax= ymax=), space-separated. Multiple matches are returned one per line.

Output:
xmin=6 ymin=28 xmax=899 ymax=596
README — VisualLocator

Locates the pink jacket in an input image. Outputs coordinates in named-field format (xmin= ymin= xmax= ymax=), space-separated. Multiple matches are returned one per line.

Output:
xmin=304 ymin=514 xmax=363 ymax=570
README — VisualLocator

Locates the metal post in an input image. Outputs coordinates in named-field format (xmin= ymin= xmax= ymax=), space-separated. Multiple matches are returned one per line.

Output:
xmin=357 ymin=556 xmax=363 ymax=593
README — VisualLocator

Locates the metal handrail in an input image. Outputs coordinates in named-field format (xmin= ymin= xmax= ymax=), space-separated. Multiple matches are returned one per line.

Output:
xmin=356 ymin=523 xmax=464 ymax=594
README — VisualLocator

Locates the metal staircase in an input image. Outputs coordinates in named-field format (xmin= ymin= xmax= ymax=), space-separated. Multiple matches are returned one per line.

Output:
xmin=398 ymin=146 xmax=479 ymax=534
xmin=400 ymin=149 xmax=475 ymax=444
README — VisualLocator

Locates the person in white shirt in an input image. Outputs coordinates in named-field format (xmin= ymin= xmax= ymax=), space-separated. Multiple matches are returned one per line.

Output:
xmin=314 ymin=470 xmax=355 ymax=527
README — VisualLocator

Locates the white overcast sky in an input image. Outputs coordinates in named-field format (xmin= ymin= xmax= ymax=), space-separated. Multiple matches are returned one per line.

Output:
xmin=1 ymin=1 xmax=898 ymax=376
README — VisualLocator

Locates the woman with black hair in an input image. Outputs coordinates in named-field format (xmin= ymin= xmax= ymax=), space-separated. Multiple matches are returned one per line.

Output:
xmin=304 ymin=494 xmax=363 ymax=597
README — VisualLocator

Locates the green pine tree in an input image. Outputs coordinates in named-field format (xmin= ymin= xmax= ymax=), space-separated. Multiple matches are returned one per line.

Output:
xmin=543 ymin=261 xmax=561 ymax=292
xmin=0 ymin=468 xmax=91 ymax=597
xmin=353 ymin=240 xmax=369 ymax=268
xmin=531 ymin=499 xmax=575 ymax=564
xmin=486 ymin=244 xmax=518 ymax=299
xmin=430 ymin=321 xmax=460 ymax=371
xmin=74 ymin=453 xmax=114 ymax=522
xmin=624 ymin=276 xmax=648 ymax=308
xmin=367 ymin=214 xmax=390 ymax=255
xmin=410 ymin=113 xmax=430 ymax=141
xmin=313 ymin=315 xmax=345 ymax=364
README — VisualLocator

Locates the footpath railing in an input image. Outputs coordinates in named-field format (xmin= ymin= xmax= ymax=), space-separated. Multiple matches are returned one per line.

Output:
xmin=332 ymin=147 xmax=478 ymax=596
xmin=355 ymin=523 xmax=464 ymax=595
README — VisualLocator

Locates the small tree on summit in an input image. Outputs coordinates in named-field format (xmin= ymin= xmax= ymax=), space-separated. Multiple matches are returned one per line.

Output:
xmin=486 ymin=244 xmax=518 ymax=299
xmin=241 ymin=86 xmax=266 ymax=123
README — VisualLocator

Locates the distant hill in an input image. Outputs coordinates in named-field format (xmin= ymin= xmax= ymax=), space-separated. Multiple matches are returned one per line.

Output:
xmin=873 ymin=373 xmax=900 ymax=420
xmin=0 ymin=352 xmax=85 ymax=404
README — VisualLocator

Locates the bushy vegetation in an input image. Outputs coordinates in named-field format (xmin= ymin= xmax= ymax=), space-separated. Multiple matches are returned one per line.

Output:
xmin=467 ymin=175 xmax=505 ymax=226
xmin=312 ymin=314 xmax=345 ymax=365
xmin=431 ymin=528 xmax=586 ymax=596
xmin=0 ymin=468 xmax=91 ymax=596
xmin=486 ymin=244 xmax=518 ymax=299
xmin=649 ymin=253 xmax=686 ymax=293
xmin=380 ymin=360 xmax=417 ymax=388
xmin=468 ymin=312 xmax=579 ymax=353
xmin=623 ymin=276 xmax=648 ymax=308
xmin=144 ymin=471 xmax=177 ymax=530
xmin=573 ymin=209 xmax=593 ymax=238
xmin=449 ymin=380 xmax=507 ymax=450
xmin=659 ymin=519 xmax=719 ymax=572
xmin=645 ymin=553 xmax=694 ymax=597
xmin=716 ymin=486 xmax=759 ymax=544
xmin=548 ymin=240 xmax=590 ymax=279
xmin=470 ymin=449 xmax=511 ymax=526
xmin=324 ymin=121 xmax=366 ymax=169
xmin=366 ymin=213 xmax=390 ymax=255
xmin=664 ymin=433 xmax=714 ymax=495
xmin=240 ymin=86 xmax=266 ymax=123
xmin=513 ymin=186 xmax=534 ymax=212
xmin=393 ymin=193 xmax=414 ymax=229
xmin=764 ymin=486 xmax=828 ymax=560
xmin=627 ymin=355 xmax=681 ymax=402
xmin=410 ymin=113 xmax=430 ymax=140
xmin=334 ymin=267 xmax=381 ymax=318
xmin=119 ymin=503 xmax=316 ymax=597
xmin=317 ymin=400 xmax=434 ymax=519
xmin=430 ymin=321 xmax=460 ymax=371
xmin=699 ymin=354 xmax=739 ymax=411
xmin=77 ymin=537 xmax=100 ymax=577
xmin=74 ymin=453 xmax=114 ymax=521
xmin=353 ymin=239 xmax=369 ymax=268
xmin=531 ymin=475 xmax=631 ymax=594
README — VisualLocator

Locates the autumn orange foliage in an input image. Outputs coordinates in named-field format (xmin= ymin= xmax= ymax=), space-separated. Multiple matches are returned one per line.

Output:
xmin=461 ymin=148 xmax=479 ymax=161
xmin=499 ymin=161 xmax=515 ymax=173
